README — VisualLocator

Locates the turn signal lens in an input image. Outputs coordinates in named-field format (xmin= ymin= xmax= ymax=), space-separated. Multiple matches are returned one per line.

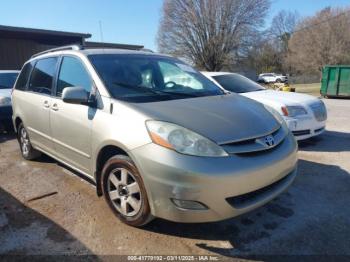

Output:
xmin=148 ymin=131 xmax=174 ymax=150
xmin=281 ymin=106 xmax=289 ymax=116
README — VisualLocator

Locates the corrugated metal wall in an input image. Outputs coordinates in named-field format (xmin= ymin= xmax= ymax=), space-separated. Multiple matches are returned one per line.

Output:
xmin=0 ymin=38 xmax=56 ymax=70
xmin=0 ymin=36 xmax=84 ymax=70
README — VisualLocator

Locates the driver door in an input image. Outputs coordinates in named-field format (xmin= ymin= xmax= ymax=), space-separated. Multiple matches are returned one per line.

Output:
xmin=50 ymin=56 xmax=95 ymax=175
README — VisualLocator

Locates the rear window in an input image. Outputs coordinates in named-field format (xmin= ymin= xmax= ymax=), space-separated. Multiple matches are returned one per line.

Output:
xmin=28 ymin=57 xmax=58 ymax=95
xmin=15 ymin=63 xmax=34 ymax=91
xmin=213 ymin=74 xmax=265 ymax=93
xmin=0 ymin=72 xmax=19 ymax=89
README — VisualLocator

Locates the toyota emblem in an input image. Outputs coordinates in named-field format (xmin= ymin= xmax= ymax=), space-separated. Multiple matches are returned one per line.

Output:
xmin=264 ymin=135 xmax=275 ymax=147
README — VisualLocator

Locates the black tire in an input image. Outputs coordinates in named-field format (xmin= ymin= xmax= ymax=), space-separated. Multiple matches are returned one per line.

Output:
xmin=276 ymin=78 xmax=282 ymax=83
xmin=17 ymin=123 xmax=41 ymax=160
xmin=102 ymin=155 xmax=153 ymax=227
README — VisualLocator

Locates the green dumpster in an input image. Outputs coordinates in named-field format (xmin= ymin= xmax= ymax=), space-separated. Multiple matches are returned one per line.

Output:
xmin=321 ymin=65 xmax=350 ymax=97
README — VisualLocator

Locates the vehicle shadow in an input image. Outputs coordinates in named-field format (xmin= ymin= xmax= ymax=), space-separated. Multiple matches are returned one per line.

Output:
xmin=0 ymin=132 xmax=16 ymax=144
xmin=298 ymin=130 xmax=350 ymax=152
xmin=144 ymin=159 xmax=350 ymax=257
xmin=0 ymin=187 xmax=97 ymax=258
xmin=31 ymin=154 xmax=97 ymax=187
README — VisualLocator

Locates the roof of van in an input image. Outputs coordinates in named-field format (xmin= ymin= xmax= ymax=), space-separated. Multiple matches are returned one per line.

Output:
xmin=79 ymin=48 xmax=158 ymax=56
xmin=28 ymin=45 xmax=173 ymax=62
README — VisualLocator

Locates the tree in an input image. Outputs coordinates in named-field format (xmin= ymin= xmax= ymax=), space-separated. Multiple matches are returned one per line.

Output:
xmin=233 ymin=10 xmax=299 ymax=75
xmin=287 ymin=7 xmax=350 ymax=74
xmin=245 ymin=39 xmax=284 ymax=74
xmin=157 ymin=0 xmax=270 ymax=71
xmin=269 ymin=10 xmax=299 ymax=53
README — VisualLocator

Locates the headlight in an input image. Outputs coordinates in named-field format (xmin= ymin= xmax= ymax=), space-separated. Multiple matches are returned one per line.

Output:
xmin=0 ymin=97 xmax=11 ymax=107
xmin=145 ymin=121 xmax=228 ymax=157
xmin=263 ymin=105 xmax=284 ymax=124
xmin=282 ymin=105 xmax=307 ymax=117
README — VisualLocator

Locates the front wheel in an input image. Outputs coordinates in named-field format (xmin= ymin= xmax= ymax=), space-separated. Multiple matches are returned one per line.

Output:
xmin=17 ymin=123 xmax=41 ymax=160
xmin=102 ymin=155 xmax=153 ymax=227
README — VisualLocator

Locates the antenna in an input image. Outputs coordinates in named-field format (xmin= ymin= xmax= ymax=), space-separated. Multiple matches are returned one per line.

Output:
xmin=99 ymin=20 xmax=104 ymax=43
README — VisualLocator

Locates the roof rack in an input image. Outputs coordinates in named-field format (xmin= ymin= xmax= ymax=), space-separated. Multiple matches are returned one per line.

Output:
xmin=31 ymin=45 xmax=82 ymax=58
xmin=31 ymin=43 xmax=151 ymax=58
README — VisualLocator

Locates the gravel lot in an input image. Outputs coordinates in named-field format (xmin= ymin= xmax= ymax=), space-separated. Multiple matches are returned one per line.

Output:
xmin=0 ymin=98 xmax=349 ymax=259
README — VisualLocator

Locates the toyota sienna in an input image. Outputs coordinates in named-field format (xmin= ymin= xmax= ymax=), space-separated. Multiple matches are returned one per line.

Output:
xmin=12 ymin=45 xmax=298 ymax=226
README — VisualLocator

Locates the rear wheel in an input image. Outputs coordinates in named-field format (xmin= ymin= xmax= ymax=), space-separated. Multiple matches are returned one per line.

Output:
xmin=102 ymin=155 xmax=153 ymax=227
xmin=17 ymin=123 xmax=41 ymax=160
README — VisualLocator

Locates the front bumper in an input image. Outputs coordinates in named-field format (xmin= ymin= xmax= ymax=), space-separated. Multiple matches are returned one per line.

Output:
xmin=130 ymin=133 xmax=298 ymax=223
xmin=0 ymin=105 xmax=12 ymax=121
xmin=285 ymin=116 xmax=326 ymax=140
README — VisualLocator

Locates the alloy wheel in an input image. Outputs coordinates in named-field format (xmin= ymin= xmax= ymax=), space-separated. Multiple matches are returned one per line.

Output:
xmin=107 ymin=168 xmax=142 ymax=217
xmin=20 ymin=127 xmax=30 ymax=156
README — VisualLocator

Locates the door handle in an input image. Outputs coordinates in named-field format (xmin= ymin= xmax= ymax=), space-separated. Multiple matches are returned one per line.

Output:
xmin=51 ymin=103 xmax=59 ymax=111
xmin=43 ymin=101 xmax=50 ymax=108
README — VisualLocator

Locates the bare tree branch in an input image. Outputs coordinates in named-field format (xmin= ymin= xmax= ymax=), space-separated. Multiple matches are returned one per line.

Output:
xmin=157 ymin=0 xmax=270 ymax=71
xmin=287 ymin=7 xmax=350 ymax=74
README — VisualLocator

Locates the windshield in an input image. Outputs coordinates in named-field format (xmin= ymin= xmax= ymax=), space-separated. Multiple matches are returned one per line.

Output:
xmin=213 ymin=74 xmax=265 ymax=93
xmin=0 ymin=73 xmax=19 ymax=89
xmin=88 ymin=54 xmax=224 ymax=102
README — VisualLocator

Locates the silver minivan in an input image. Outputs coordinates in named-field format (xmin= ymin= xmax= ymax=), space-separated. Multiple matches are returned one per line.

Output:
xmin=12 ymin=46 xmax=298 ymax=226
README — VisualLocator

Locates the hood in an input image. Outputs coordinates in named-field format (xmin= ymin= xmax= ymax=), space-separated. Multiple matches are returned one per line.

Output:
xmin=0 ymin=88 xmax=12 ymax=98
xmin=130 ymin=94 xmax=279 ymax=144
xmin=242 ymin=90 xmax=318 ymax=106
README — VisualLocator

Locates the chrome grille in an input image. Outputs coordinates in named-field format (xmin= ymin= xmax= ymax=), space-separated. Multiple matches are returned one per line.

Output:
xmin=220 ymin=125 xmax=287 ymax=154
xmin=310 ymin=101 xmax=327 ymax=122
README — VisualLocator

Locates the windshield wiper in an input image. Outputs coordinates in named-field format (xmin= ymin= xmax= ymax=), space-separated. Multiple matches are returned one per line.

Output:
xmin=154 ymin=90 xmax=199 ymax=97
xmin=112 ymin=82 xmax=201 ymax=98
xmin=112 ymin=82 xmax=163 ymax=96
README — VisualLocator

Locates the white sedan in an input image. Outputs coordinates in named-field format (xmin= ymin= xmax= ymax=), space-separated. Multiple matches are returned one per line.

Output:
xmin=202 ymin=72 xmax=327 ymax=140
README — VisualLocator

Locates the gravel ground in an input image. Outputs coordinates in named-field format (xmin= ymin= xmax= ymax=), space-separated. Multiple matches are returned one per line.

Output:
xmin=0 ymin=98 xmax=349 ymax=260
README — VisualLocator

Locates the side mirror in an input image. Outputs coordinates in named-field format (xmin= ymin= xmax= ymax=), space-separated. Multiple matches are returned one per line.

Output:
xmin=62 ymin=87 xmax=89 ymax=104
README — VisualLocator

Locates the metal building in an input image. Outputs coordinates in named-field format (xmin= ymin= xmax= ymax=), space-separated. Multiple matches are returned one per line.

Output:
xmin=0 ymin=25 xmax=91 ymax=70
xmin=0 ymin=25 xmax=145 ymax=70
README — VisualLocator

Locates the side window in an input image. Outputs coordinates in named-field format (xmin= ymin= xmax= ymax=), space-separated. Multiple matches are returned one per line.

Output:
xmin=57 ymin=57 xmax=92 ymax=97
xmin=15 ymin=62 xmax=34 ymax=91
xmin=28 ymin=57 xmax=58 ymax=95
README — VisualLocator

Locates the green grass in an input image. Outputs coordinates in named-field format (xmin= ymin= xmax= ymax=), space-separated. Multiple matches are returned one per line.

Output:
xmin=291 ymin=83 xmax=321 ymax=96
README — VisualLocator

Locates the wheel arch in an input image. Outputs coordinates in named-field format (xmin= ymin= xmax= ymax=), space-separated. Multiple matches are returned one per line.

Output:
xmin=14 ymin=116 xmax=23 ymax=133
xmin=94 ymin=143 xmax=130 ymax=196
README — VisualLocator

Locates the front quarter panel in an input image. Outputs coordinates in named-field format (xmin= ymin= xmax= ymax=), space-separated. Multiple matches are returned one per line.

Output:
xmin=91 ymin=97 xmax=152 ymax=175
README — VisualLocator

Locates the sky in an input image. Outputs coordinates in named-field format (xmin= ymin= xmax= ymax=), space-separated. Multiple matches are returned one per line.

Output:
xmin=0 ymin=0 xmax=349 ymax=51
